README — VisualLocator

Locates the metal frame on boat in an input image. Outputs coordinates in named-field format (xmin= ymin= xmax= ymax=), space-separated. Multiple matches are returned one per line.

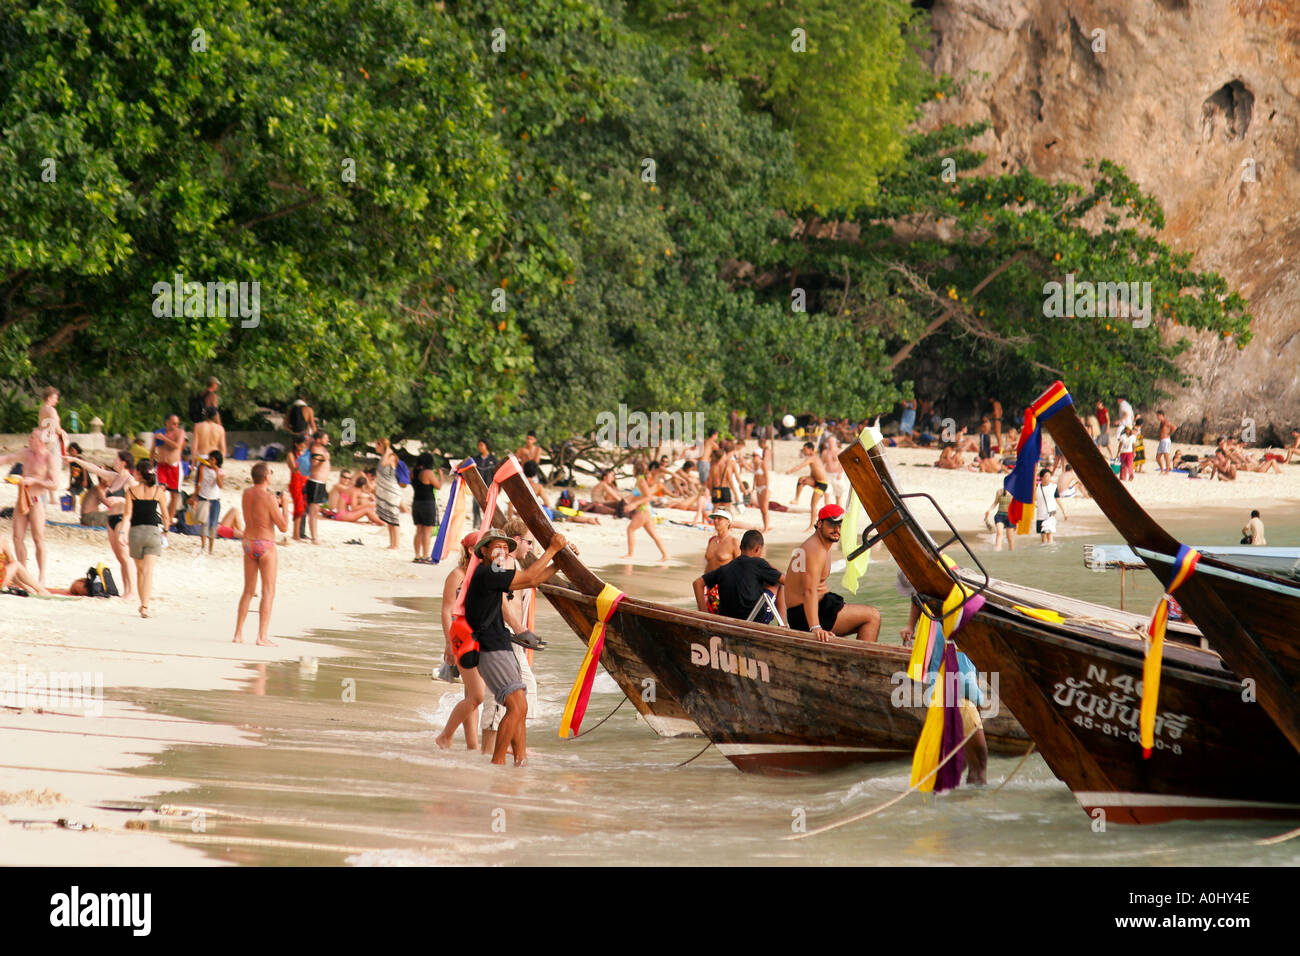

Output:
xmin=839 ymin=437 xmax=1300 ymax=824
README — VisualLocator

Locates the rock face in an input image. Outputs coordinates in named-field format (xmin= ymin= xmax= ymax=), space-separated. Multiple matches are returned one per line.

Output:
xmin=921 ymin=0 xmax=1300 ymax=439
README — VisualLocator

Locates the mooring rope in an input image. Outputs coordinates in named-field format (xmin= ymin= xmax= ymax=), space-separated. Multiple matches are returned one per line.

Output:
xmin=992 ymin=742 xmax=1037 ymax=793
xmin=571 ymin=697 xmax=626 ymax=738
xmin=1257 ymin=824 xmax=1300 ymax=846
xmin=786 ymin=725 xmax=980 ymax=840
xmin=675 ymin=741 xmax=713 ymax=767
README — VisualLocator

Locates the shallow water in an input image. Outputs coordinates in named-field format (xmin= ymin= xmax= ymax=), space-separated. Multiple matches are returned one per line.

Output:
xmin=115 ymin=505 xmax=1300 ymax=865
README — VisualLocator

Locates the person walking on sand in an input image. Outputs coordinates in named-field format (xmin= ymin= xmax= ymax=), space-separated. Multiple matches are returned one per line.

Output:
xmin=305 ymin=430 xmax=331 ymax=543
xmin=123 ymin=460 xmax=171 ymax=618
xmin=787 ymin=441 xmax=829 ymax=529
xmin=0 ymin=429 xmax=59 ymax=585
xmin=288 ymin=433 xmax=310 ymax=541
xmin=481 ymin=518 xmax=545 ymax=757
xmin=437 ymin=533 xmax=489 ymax=751
xmin=234 ymin=462 xmax=290 ymax=646
xmin=194 ymin=449 xmax=224 ymax=554
xmin=287 ymin=397 xmax=315 ymax=437
xmin=1117 ymin=426 xmax=1136 ymax=481
xmin=66 ymin=449 xmax=137 ymax=599
xmin=749 ymin=443 xmax=772 ymax=532
xmin=464 ymin=529 xmax=569 ymax=766
xmin=621 ymin=465 xmax=670 ymax=563
xmin=1156 ymin=411 xmax=1175 ymax=474
xmin=1242 ymin=510 xmax=1266 ymax=546
xmin=821 ymin=433 xmax=846 ymax=506
xmin=784 ymin=504 xmax=881 ymax=641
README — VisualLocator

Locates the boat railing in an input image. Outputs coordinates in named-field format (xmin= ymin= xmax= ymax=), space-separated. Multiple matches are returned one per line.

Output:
xmin=848 ymin=489 xmax=991 ymax=622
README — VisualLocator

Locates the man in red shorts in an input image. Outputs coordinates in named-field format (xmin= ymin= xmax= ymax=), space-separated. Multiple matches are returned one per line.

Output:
xmin=153 ymin=414 xmax=187 ymax=521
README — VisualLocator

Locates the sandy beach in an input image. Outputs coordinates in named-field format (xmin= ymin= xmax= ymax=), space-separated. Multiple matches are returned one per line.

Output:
xmin=3 ymin=437 xmax=1297 ymax=864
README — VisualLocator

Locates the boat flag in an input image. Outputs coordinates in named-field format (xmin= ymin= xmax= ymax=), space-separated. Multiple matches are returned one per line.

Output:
xmin=559 ymin=583 xmax=625 ymax=739
xmin=841 ymin=424 xmax=884 ymax=593
xmin=1140 ymin=544 xmax=1200 ymax=758
xmin=909 ymin=570 xmax=986 ymax=793
xmin=431 ymin=457 xmax=478 ymax=564
xmin=1003 ymin=381 xmax=1074 ymax=534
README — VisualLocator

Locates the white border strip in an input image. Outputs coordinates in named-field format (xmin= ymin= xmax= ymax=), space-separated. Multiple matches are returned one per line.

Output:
xmin=1075 ymin=791 xmax=1300 ymax=811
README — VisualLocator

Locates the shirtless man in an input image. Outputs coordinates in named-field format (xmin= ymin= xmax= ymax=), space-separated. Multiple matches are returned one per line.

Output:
xmin=192 ymin=406 xmax=227 ymax=463
xmin=515 ymin=432 xmax=544 ymax=466
xmin=0 ymin=429 xmax=59 ymax=585
xmin=1154 ymin=411 xmax=1175 ymax=474
xmin=305 ymin=430 xmax=331 ymax=542
xmin=698 ymin=429 xmax=719 ymax=486
xmin=784 ymin=504 xmax=881 ymax=641
xmin=36 ymin=386 xmax=67 ymax=502
xmin=153 ymin=414 xmax=187 ymax=518
xmin=704 ymin=509 xmax=741 ymax=572
xmin=234 ymin=462 xmax=290 ymax=646
xmin=787 ymin=441 xmax=829 ymax=529
xmin=988 ymin=398 xmax=1004 ymax=450
xmin=750 ymin=444 xmax=772 ymax=532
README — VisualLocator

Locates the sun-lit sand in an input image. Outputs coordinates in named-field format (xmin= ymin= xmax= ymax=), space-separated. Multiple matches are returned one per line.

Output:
xmin=3 ymin=435 xmax=1296 ymax=863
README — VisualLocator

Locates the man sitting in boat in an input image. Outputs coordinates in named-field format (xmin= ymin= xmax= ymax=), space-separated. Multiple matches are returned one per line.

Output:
xmin=784 ymin=504 xmax=881 ymax=642
xmin=693 ymin=530 xmax=786 ymax=623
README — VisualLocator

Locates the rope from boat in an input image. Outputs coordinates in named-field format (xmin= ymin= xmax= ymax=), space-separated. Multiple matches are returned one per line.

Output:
xmin=571 ymin=697 xmax=626 ymax=738
xmin=786 ymin=724 xmax=980 ymax=840
xmin=1257 ymin=824 xmax=1300 ymax=846
xmin=675 ymin=742 xmax=713 ymax=767
xmin=992 ymin=742 xmax=1036 ymax=793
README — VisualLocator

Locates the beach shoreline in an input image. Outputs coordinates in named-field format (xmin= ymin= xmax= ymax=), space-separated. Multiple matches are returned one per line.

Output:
xmin=3 ymin=440 xmax=1297 ymax=865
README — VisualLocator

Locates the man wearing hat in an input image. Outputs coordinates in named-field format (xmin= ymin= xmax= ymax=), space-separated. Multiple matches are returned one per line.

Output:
xmin=694 ymin=530 xmax=785 ymax=623
xmin=704 ymin=509 xmax=740 ymax=572
xmin=464 ymin=527 xmax=569 ymax=766
xmin=784 ymin=503 xmax=881 ymax=642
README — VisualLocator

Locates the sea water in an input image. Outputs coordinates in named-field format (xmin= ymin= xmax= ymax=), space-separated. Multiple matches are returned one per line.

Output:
xmin=122 ymin=505 xmax=1300 ymax=865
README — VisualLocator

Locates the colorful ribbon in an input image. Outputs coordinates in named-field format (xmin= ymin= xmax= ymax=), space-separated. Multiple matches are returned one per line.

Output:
xmin=430 ymin=457 xmax=477 ymax=564
xmin=909 ymin=565 xmax=986 ymax=793
xmin=1004 ymin=381 xmax=1073 ymax=534
xmin=559 ymin=583 xmax=625 ymax=739
xmin=1140 ymin=544 xmax=1200 ymax=758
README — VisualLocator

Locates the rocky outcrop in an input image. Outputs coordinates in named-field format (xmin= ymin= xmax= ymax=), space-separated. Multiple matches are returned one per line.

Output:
xmin=921 ymin=0 xmax=1300 ymax=438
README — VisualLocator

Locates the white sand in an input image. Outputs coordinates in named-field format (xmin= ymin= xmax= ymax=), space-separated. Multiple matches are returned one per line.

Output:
xmin=2 ymin=438 xmax=1296 ymax=864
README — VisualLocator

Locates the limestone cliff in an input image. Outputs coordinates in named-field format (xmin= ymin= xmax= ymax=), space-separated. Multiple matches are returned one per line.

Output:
xmin=921 ymin=0 xmax=1300 ymax=440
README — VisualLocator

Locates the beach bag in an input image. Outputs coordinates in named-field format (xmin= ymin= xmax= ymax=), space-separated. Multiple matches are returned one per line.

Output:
xmin=395 ymin=459 xmax=411 ymax=486
xmin=84 ymin=564 xmax=119 ymax=598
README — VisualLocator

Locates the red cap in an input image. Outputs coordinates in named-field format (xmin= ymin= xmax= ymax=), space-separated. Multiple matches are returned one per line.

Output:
xmin=461 ymin=531 xmax=480 ymax=551
xmin=818 ymin=504 xmax=846 ymax=521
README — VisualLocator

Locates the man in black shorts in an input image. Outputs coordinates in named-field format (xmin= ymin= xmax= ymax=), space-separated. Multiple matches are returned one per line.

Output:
xmin=784 ymin=504 xmax=881 ymax=641
xmin=465 ymin=528 xmax=569 ymax=766
xmin=693 ymin=530 xmax=785 ymax=623
xmin=304 ymin=431 xmax=331 ymax=543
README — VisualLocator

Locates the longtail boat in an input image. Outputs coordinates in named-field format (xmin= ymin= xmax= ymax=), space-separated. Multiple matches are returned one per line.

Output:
xmin=477 ymin=460 xmax=1028 ymax=774
xmin=839 ymin=436 xmax=1300 ymax=823
xmin=461 ymin=466 xmax=699 ymax=737
xmin=1038 ymin=384 xmax=1300 ymax=757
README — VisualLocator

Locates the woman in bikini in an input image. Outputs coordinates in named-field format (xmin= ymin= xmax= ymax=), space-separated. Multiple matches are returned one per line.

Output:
xmin=751 ymin=442 xmax=772 ymax=532
xmin=1 ymin=533 xmax=49 ymax=595
xmin=332 ymin=475 xmax=385 ymax=524
xmin=123 ymin=460 xmax=170 ymax=618
xmin=67 ymin=450 xmax=137 ymax=600
xmin=326 ymin=469 xmax=354 ymax=514
xmin=622 ymin=466 xmax=670 ymax=562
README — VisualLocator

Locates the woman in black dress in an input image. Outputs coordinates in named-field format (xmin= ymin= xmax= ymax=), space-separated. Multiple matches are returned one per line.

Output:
xmin=411 ymin=452 xmax=443 ymax=563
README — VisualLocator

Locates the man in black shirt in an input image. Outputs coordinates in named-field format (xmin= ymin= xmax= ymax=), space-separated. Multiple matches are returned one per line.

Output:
xmin=692 ymin=530 xmax=786 ymax=624
xmin=465 ymin=527 xmax=568 ymax=766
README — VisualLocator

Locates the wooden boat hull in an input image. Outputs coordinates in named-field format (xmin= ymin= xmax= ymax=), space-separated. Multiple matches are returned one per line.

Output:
xmin=1039 ymin=397 xmax=1300 ymax=754
xmin=839 ymin=439 xmax=1300 ymax=823
xmin=542 ymin=583 xmax=1029 ymax=775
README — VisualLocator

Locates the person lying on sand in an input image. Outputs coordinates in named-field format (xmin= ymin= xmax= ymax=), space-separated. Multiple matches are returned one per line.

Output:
xmin=0 ymin=533 xmax=50 ymax=595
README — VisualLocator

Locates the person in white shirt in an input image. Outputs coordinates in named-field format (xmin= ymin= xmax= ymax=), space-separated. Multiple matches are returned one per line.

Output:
xmin=1036 ymin=468 xmax=1066 ymax=543
xmin=1117 ymin=426 xmax=1136 ymax=481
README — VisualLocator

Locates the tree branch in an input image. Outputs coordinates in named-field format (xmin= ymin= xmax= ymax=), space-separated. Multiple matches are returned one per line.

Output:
xmin=29 ymin=313 xmax=92 ymax=359
xmin=886 ymin=249 xmax=1030 ymax=371
xmin=237 ymin=197 xmax=321 ymax=230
